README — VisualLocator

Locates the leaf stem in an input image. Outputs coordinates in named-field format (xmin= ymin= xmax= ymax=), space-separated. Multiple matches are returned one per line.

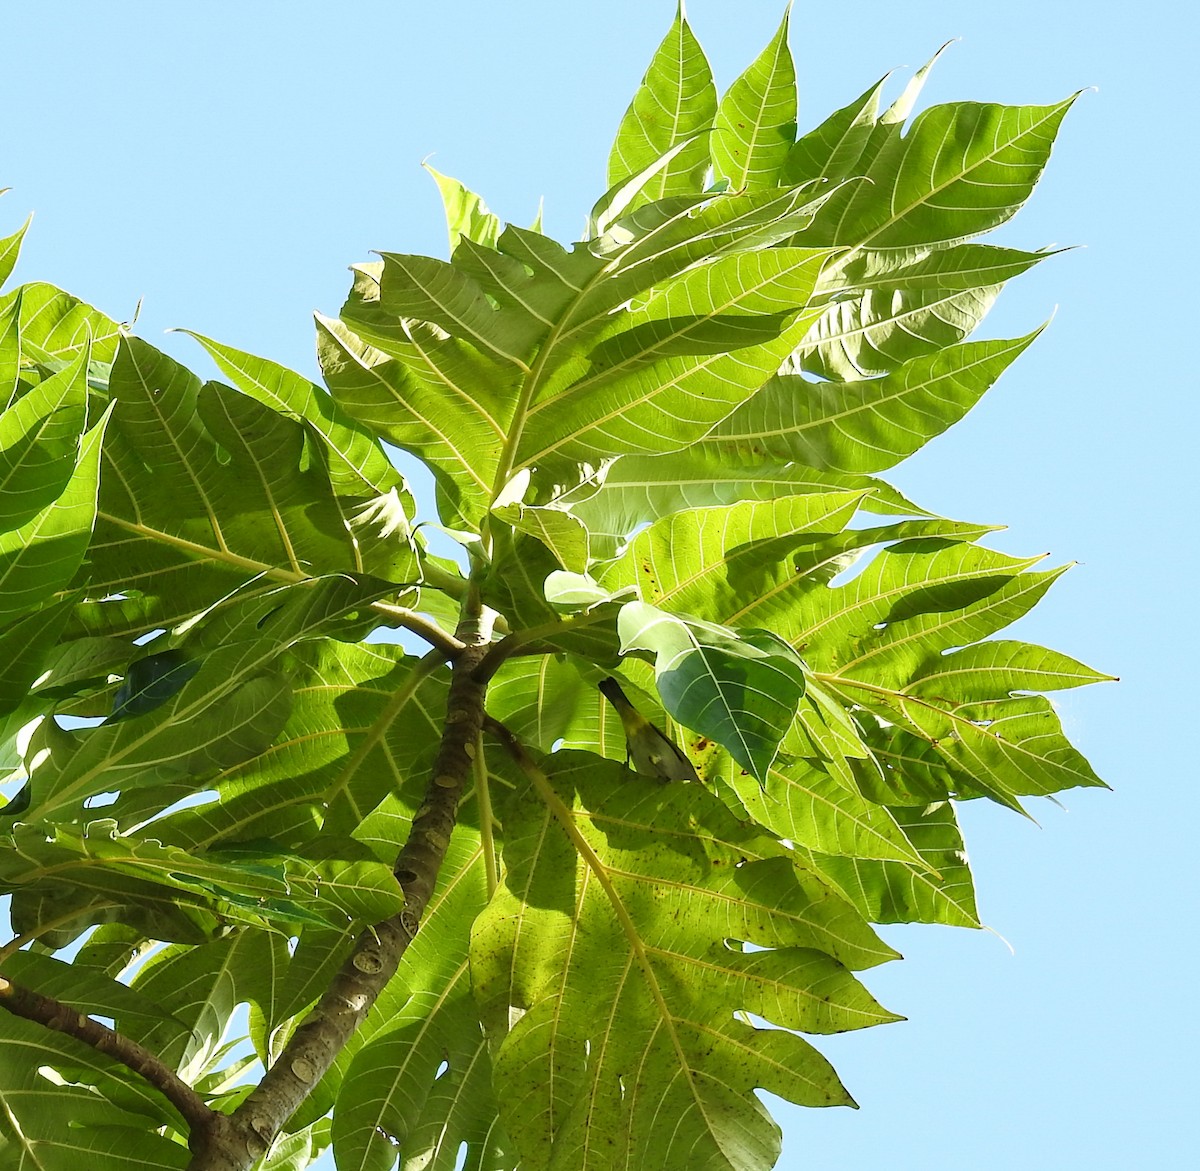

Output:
xmin=474 ymin=607 xmax=615 ymax=682
xmin=0 ymin=972 xmax=214 ymax=1136
xmin=195 ymin=629 xmax=496 ymax=1169
xmin=473 ymin=731 xmax=500 ymax=899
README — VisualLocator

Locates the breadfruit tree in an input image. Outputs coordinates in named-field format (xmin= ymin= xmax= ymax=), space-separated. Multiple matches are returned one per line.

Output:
xmin=0 ymin=7 xmax=1108 ymax=1170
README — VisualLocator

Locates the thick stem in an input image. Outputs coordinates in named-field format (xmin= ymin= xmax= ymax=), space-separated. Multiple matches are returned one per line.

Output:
xmin=186 ymin=639 xmax=493 ymax=1171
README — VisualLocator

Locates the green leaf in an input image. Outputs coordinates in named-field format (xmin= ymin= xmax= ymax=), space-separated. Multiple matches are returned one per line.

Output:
xmin=607 ymin=3 xmax=717 ymax=204
xmin=722 ymin=752 xmax=926 ymax=865
xmin=703 ymin=331 xmax=1040 ymax=474
xmin=555 ymin=448 xmax=930 ymax=557
xmin=617 ymin=601 xmax=807 ymax=780
xmin=0 ymin=289 xmax=21 ymax=409
xmin=179 ymin=329 xmax=404 ymax=499
xmin=0 ymin=280 xmax=125 ymax=366
xmin=0 ymin=213 xmax=30 ymax=289
xmin=17 ymin=577 xmax=392 ymax=826
xmin=907 ymin=639 xmax=1117 ymax=701
xmin=792 ymin=541 xmax=1053 ymax=673
xmin=799 ymin=801 xmax=980 ymax=926
xmin=711 ymin=8 xmax=796 ymax=190
xmin=474 ymin=757 xmax=897 ymax=1169
xmin=492 ymin=501 xmax=590 ymax=573
xmin=0 ymin=344 xmax=91 ymax=532
xmin=599 ymin=490 xmax=865 ymax=616
xmin=799 ymin=245 xmax=1055 ymax=380
xmin=1 ymin=950 xmax=187 ymax=1038
xmin=783 ymin=76 xmax=886 ymax=187
xmin=804 ymin=95 xmax=1081 ymax=248
xmin=83 ymin=335 xmax=412 ymax=638
xmin=15 ymin=823 xmax=404 ymax=932
xmin=0 ymin=398 xmax=110 ymax=626
xmin=0 ymin=596 xmax=77 ymax=714
xmin=317 ymin=307 xmax=505 ymax=529
xmin=426 ymin=163 xmax=502 ymax=252
xmin=376 ymin=251 xmax=541 ymax=368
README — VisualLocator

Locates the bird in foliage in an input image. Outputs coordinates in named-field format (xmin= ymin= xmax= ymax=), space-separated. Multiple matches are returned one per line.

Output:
xmin=598 ymin=677 xmax=699 ymax=782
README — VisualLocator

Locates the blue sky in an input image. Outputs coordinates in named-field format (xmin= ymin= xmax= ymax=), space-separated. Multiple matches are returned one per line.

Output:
xmin=4 ymin=2 xmax=1195 ymax=1167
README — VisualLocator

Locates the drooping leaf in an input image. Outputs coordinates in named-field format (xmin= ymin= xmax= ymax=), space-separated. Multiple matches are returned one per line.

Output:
xmin=617 ymin=601 xmax=807 ymax=780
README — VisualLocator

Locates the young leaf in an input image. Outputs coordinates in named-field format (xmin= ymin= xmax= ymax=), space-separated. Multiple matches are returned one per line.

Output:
xmin=617 ymin=601 xmax=807 ymax=780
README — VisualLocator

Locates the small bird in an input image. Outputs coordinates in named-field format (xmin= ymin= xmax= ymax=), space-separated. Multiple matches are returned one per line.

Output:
xmin=598 ymin=677 xmax=700 ymax=782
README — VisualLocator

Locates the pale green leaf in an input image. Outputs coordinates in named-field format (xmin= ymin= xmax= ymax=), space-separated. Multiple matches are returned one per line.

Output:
xmin=180 ymin=329 xmax=404 ymax=499
xmin=317 ymin=308 xmax=504 ymax=529
xmin=783 ymin=76 xmax=886 ymax=187
xmin=473 ymin=758 xmax=896 ymax=1169
xmin=0 ymin=280 xmax=125 ymax=366
xmin=492 ymin=502 xmax=590 ymax=573
xmin=0 ymin=344 xmax=90 ymax=531
xmin=799 ymin=801 xmax=980 ymax=926
xmin=0 ymin=213 xmax=30 ymax=289
xmin=907 ymin=639 xmax=1117 ymax=701
xmin=598 ymin=491 xmax=866 ymax=617
xmin=426 ymin=164 xmax=502 ymax=253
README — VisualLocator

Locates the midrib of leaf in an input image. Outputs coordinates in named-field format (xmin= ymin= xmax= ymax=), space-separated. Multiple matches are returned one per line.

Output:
xmin=526 ymin=768 xmax=710 ymax=1133
xmin=95 ymin=510 xmax=307 ymax=583
xmin=854 ymin=100 xmax=1073 ymax=251
xmin=0 ymin=1093 xmax=44 ymax=1170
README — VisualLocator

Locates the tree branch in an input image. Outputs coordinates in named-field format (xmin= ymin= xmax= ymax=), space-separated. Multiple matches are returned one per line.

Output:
xmin=188 ymin=637 xmax=494 ymax=1170
xmin=0 ymin=972 xmax=214 ymax=1137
